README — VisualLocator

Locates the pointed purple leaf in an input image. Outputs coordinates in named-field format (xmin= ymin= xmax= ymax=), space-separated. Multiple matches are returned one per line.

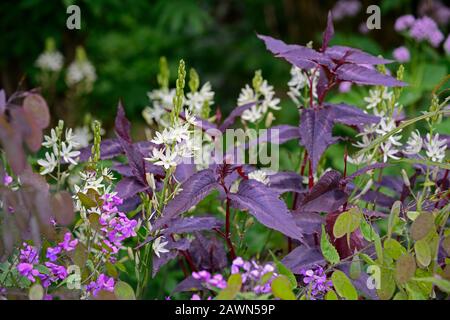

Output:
xmin=268 ymin=171 xmax=304 ymax=194
xmin=153 ymin=169 xmax=220 ymax=230
xmin=219 ymin=101 xmax=257 ymax=132
xmin=325 ymin=45 xmax=393 ymax=65
xmin=162 ymin=216 xmax=223 ymax=235
xmin=336 ymin=64 xmax=407 ymax=87
xmin=115 ymin=177 xmax=149 ymax=199
xmin=299 ymin=108 xmax=338 ymax=172
xmin=281 ymin=247 xmax=325 ymax=274
xmin=328 ymin=103 xmax=380 ymax=127
xmin=322 ymin=11 xmax=335 ymax=50
xmin=292 ymin=211 xmax=325 ymax=235
xmin=228 ymin=179 xmax=304 ymax=241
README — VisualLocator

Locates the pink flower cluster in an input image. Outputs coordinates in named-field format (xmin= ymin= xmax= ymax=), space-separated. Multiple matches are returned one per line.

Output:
xmin=395 ymin=15 xmax=445 ymax=48
xmin=98 ymin=194 xmax=138 ymax=257
xmin=86 ymin=274 xmax=115 ymax=297
xmin=17 ymin=236 xmax=76 ymax=287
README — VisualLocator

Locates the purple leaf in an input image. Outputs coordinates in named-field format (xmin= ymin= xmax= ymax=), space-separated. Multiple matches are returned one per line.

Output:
xmin=292 ymin=211 xmax=325 ymax=235
xmin=152 ymin=238 xmax=191 ymax=276
xmin=162 ymin=216 xmax=223 ymax=235
xmin=343 ymin=163 xmax=388 ymax=183
xmin=325 ymin=46 xmax=393 ymax=65
xmin=299 ymin=108 xmax=337 ymax=172
xmin=79 ymin=139 xmax=123 ymax=162
xmin=268 ymin=171 xmax=304 ymax=194
xmin=115 ymin=177 xmax=149 ymax=199
xmin=190 ymin=232 xmax=228 ymax=271
xmin=118 ymin=194 xmax=141 ymax=213
xmin=301 ymin=170 xmax=342 ymax=205
xmin=328 ymin=103 xmax=380 ymax=128
xmin=336 ymin=64 xmax=407 ymax=87
xmin=321 ymin=11 xmax=335 ymax=51
xmin=153 ymin=169 xmax=220 ymax=230
xmin=174 ymin=162 xmax=197 ymax=183
xmin=299 ymin=189 xmax=348 ymax=213
xmin=219 ymin=101 xmax=257 ymax=132
xmin=228 ymin=179 xmax=304 ymax=241
xmin=281 ymin=247 xmax=325 ymax=274
xmin=173 ymin=276 xmax=203 ymax=293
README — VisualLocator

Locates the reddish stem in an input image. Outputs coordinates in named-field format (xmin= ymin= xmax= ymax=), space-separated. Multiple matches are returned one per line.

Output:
xmin=225 ymin=199 xmax=237 ymax=260
xmin=308 ymin=159 xmax=314 ymax=190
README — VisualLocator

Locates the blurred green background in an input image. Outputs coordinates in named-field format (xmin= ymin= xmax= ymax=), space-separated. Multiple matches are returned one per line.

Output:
xmin=0 ymin=0 xmax=448 ymax=136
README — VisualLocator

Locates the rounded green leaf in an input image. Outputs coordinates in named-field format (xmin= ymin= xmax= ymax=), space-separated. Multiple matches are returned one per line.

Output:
xmin=388 ymin=201 xmax=401 ymax=238
xmin=384 ymin=238 xmax=406 ymax=260
xmin=320 ymin=225 xmax=340 ymax=265
xmin=377 ymin=268 xmax=396 ymax=300
xmin=271 ymin=275 xmax=296 ymax=300
xmin=216 ymin=274 xmax=242 ymax=300
xmin=333 ymin=208 xmax=361 ymax=239
xmin=114 ymin=281 xmax=136 ymax=300
xmin=325 ymin=290 xmax=338 ymax=300
xmin=414 ymin=239 xmax=431 ymax=267
xmin=349 ymin=255 xmax=362 ymax=280
xmin=29 ymin=283 xmax=44 ymax=300
xmin=331 ymin=270 xmax=358 ymax=300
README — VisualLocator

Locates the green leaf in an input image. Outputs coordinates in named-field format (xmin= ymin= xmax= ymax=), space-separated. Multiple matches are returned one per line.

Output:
xmin=395 ymin=254 xmax=416 ymax=284
xmin=349 ymin=255 xmax=362 ymax=280
xmin=271 ymin=275 xmax=296 ymax=300
xmin=413 ymin=276 xmax=450 ymax=293
xmin=414 ymin=239 xmax=431 ymax=267
xmin=269 ymin=251 xmax=297 ymax=289
xmin=29 ymin=283 xmax=44 ymax=300
xmin=320 ymin=225 xmax=340 ymax=265
xmin=331 ymin=270 xmax=358 ymax=300
xmin=441 ymin=236 xmax=450 ymax=256
xmin=77 ymin=192 xmax=97 ymax=209
xmin=388 ymin=201 xmax=401 ymax=238
xmin=325 ymin=290 xmax=338 ymax=300
xmin=333 ymin=208 xmax=361 ymax=239
xmin=393 ymin=291 xmax=408 ymax=300
xmin=373 ymin=231 xmax=383 ymax=264
xmin=114 ymin=281 xmax=136 ymax=300
xmin=377 ymin=268 xmax=396 ymax=300
xmin=360 ymin=218 xmax=375 ymax=241
xmin=384 ymin=238 xmax=406 ymax=260
xmin=216 ymin=274 xmax=242 ymax=300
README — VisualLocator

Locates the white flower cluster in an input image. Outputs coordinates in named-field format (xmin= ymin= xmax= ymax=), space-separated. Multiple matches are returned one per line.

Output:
xmin=349 ymin=87 xmax=403 ymax=164
xmin=66 ymin=60 xmax=97 ymax=87
xmin=38 ymin=125 xmax=81 ymax=176
xmin=185 ymin=82 xmax=215 ymax=116
xmin=35 ymin=51 xmax=64 ymax=72
xmin=238 ymin=78 xmax=280 ymax=124
xmin=287 ymin=66 xmax=319 ymax=105
xmin=72 ymin=126 xmax=94 ymax=149
xmin=145 ymin=111 xmax=199 ymax=170
xmin=403 ymin=131 xmax=447 ymax=162
xmin=73 ymin=168 xmax=115 ymax=217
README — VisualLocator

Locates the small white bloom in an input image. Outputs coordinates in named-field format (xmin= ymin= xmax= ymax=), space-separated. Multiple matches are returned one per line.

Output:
xmin=42 ymin=128 xmax=58 ymax=149
xmin=424 ymin=133 xmax=447 ymax=162
xmin=146 ymin=148 xmax=178 ymax=169
xmin=153 ymin=236 xmax=169 ymax=257
xmin=65 ymin=128 xmax=80 ymax=148
xmin=241 ymin=105 xmax=263 ymax=123
xmin=185 ymin=82 xmax=215 ymax=114
xmin=72 ymin=126 xmax=93 ymax=149
xmin=376 ymin=118 xmax=402 ymax=146
xmin=66 ymin=60 xmax=97 ymax=86
xmin=380 ymin=142 xmax=400 ymax=162
xmin=35 ymin=51 xmax=64 ymax=72
xmin=238 ymin=85 xmax=257 ymax=106
xmin=37 ymin=152 xmax=58 ymax=175
xmin=61 ymin=142 xmax=80 ymax=165
xmin=404 ymin=130 xmax=423 ymax=155
xmin=184 ymin=110 xmax=198 ymax=126
xmin=248 ymin=170 xmax=269 ymax=185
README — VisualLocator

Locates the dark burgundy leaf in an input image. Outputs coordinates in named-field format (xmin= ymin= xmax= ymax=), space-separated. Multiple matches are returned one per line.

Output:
xmin=343 ymin=162 xmax=388 ymax=183
xmin=328 ymin=103 xmax=380 ymax=128
xmin=299 ymin=108 xmax=337 ymax=172
xmin=172 ymin=276 xmax=203 ymax=293
xmin=336 ymin=64 xmax=407 ymax=87
xmin=281 ymin=247 xmax=325 ymax=274
xmin=301 ymin=170 xmax=341 ymax=204
xmin=299 ymin=189 xmax=348 ymax=213
xmin=153 ymin=169 xmax=220 ymax=230
xmin=190 ymin=232 xmax=228 ymax=272
xmin=268 ymin=171 xmax=304 ymax=194
xmin=162 ymin=216 xmax=223 ymax=235
xmin=115 ymin=177 xmax=149 ymax=199
xmin=292 ymin=211 xmax=325 ymax=235
xmin=51 ymin=191 xmax=75 ymax=226
xmin=0 ymin=89 xmax=5 ymax=114
xmin=228 ymin=179 xmax=304 ymax=241
xmin=321 ymin=11 xmax=335 ymax=51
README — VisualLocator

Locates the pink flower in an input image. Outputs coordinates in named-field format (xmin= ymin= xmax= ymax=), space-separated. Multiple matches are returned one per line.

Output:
xmin=3 ymin=174 xmax=13 ymax=186
xmin=17 ymin=263 xmax=40 ymax=282
xmin=444 ymin=35 xmax=450 ymax=54
xmin=339 ymin=81 xmax=352 ymax=93
xmin=394 ymin=15 xmax=415 ymax=32
xmin=393 ymin=46 xmax=410 ymax=63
